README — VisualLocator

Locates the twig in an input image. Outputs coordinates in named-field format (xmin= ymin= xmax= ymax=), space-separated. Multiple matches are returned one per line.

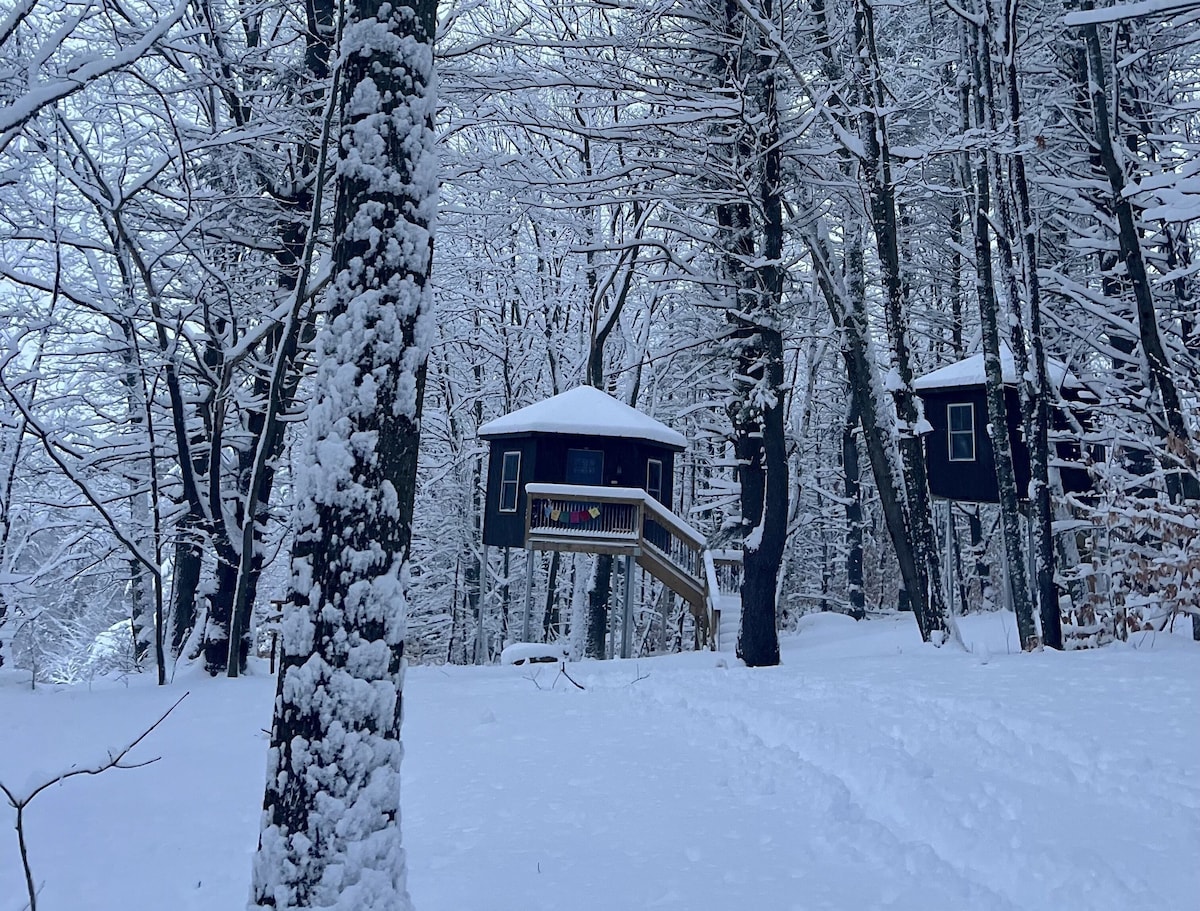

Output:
xmin=0 ymin=692 xmax=188 ymax=911
xmin=557 ymin=661 xmax=585 ymax=691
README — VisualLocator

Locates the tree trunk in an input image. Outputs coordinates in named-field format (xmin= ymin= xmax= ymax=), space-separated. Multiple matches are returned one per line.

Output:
xmin=968 ymin=508 xmax=991 ymax=611
xmin=851 ymin=0 xmax=950 ymax=641
xmin=842 ymin=400 xmax=865 ymax=621
xmin=224 ymin=0 xmax=337 ymax=676
xmin=992 ymin=0 xmax=1063 ymax=647
xmin=170 ymin=514 xmax=203 ymax=656
xmin=586 ymin=555 xmax=613 ymax=658
xmin=967 ymin=18 xmax=1037 ymax=649
xmin=250 ymin=0 xmax=436 ymax=902
xmin=711 ymin=0 xmax=787 ymax=667
xmin=1079 ymin=7 xmax=1198 ymax=501
xmin=542 ymin=551 xmax=561 ymax=641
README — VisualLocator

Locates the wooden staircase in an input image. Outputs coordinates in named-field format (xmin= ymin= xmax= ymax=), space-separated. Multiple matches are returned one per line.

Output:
xmin=524 ymin=484 xmax=739 ymax=647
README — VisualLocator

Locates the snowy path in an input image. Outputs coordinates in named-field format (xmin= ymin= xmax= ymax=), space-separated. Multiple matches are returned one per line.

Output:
xmin=1 ymin=613 xmax=1197 ymax=910
xmin=403 ymin=617 xmax=1198 ymax=911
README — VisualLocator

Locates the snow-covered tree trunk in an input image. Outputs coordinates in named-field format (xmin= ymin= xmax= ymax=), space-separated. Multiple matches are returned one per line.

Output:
xmin=1077 ymin=9 xmax=1198 ymax=502
xmin=850 ymin=0 xmax=950 ymax=642
xmin=842 ymin=398 xmax=865 ymax=621
xmin=223 ymin=0 xmax=339 ymax=677
xmin=966 ymin=17 xmax=1037 ymax=649
xmin=712 ymin=0 xmax=786 ymax=668
xmin=249 ymin=0 xmax=437 ymax=903
xmin=990 ymin=0 xmax=1064 ymax=648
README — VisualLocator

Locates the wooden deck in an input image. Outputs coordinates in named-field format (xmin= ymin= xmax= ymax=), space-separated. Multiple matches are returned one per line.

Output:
xmin=523 ymin=483 xmax=740 ymax=648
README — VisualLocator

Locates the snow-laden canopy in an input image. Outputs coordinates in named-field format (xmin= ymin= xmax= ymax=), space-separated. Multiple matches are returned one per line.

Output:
xmin=913 ymin=345 xmax=1083 ymax=393
xmin=478 ymin=386 xmax=688 ymax=450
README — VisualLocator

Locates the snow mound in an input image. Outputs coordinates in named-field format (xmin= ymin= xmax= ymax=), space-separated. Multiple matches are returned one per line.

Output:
xmin=500 ymin=642 xmax=569 ymax=666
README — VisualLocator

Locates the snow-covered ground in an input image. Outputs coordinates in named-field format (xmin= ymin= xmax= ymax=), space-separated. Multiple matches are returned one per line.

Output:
xmin=2 ymin=612 xmax=1197 ymax=911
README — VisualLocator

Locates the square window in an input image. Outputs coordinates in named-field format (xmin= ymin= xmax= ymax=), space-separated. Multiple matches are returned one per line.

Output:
xmin=499 ymin=451 xmax=521 ymax=512
xmin=566 ymin=449 xmax=604 ymax=486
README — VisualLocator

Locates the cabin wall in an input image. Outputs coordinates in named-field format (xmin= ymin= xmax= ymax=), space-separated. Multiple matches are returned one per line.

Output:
xmin=920 ymin=388 xmax=1026 ymax=503
xmin=920 ymin=386 xmax=1093 ymax=503
xmin=482 ymin=436 xmax=538 ymax=548
xmin=481 ymin=432 xmax=678 ymax=548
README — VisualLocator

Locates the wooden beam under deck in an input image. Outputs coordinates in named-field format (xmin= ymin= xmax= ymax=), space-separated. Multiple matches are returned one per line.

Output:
xmin=525 ymin=533 xmax=641 ymax=557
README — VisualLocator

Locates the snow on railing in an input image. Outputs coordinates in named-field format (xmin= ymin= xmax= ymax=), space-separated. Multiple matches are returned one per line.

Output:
xmin=640 ymin=494 xmax=705 ymax=581
xmin=703 ymin=549 xmax=721 ymax=649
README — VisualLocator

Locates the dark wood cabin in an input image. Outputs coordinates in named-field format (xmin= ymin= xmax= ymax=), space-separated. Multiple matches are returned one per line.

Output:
xmin=478 ymin=386 xmax=687 ymax=549
xmin=914 ymin=350 xmax=1095 ymax=504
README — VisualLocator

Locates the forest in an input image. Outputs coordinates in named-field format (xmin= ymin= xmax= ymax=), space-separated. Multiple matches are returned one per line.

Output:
xmin=1 ymin=0 xmax=1198 ymax=908
xmin=1 ymin=0 xmax=1196 ymax=682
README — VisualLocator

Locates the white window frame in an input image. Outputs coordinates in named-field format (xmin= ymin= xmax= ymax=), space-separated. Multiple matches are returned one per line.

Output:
xmin=499 ymin=450 xmax=521 ymax=513
xmin=947 ymin=403 xmax=976 ymax=462
xmin=646 ymin=458 xmax=664 ymax=503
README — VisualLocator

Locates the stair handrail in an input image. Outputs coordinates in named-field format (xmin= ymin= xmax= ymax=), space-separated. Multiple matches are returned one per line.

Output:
xmin=522 ymin=483 xmax=712 ymax=632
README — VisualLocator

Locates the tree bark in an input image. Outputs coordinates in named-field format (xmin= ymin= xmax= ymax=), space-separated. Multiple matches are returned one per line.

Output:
xmin=968 ymin=18 xmax=1037 ymax=649
xmin=586 ymin=556 xmax=613 ymax=658
xmin=851 ymin=0 xmax=950 ymax=640
xmin=992 ymin=0 xmax=1063 ymax=647
xmin=712 ymin=0 xmax=786 ymax=667
xmin=842 ymin=400 xmax=865 ymax=621
xmin=1079 ymin=10 xmax=1198 ymax=501
xmin=250 ymin=0 xmax=436 ymax=902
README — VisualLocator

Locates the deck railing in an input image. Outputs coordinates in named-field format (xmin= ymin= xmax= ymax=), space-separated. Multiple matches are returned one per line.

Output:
xmin=526 ymin=484 xmax=643 ymax=544
xmin=523 ymin=483 xmax=714 ymax=638
xmin=640 ymin=493 xmax=705 ymax=585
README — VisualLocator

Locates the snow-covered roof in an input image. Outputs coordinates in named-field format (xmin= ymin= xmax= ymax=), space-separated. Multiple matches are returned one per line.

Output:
xmin=913 ymin=346 xmax=1082 ymax=393
xmin=478 ymin=386 xmax=688 ymax=450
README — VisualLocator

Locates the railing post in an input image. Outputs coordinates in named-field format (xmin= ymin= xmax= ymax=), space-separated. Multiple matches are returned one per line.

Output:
xmin=523 ymin=491 xmax=534 ymax=548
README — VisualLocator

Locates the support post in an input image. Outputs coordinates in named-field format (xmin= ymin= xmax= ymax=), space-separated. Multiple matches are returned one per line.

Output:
xmin=944 ymin=501 xmax=955 ymax=616
xmin=521 ymin=548 xmax=535 ymax=643
xmin=1000 ymin=546 xmax=1014 ymax=618
xmin=476 ymin=545 xmax=489 ymax=664
xmin=620 ymin=553 xmax=634 ymax=659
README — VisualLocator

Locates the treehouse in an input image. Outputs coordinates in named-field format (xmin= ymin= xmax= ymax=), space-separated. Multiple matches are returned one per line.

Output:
xmin=913 ymin=348 xmax=1096 ymax=504
xmin=478 ymin=386 xmax=686 ymax=549
xmin=478 ymin=386 xmax=739 ymax=656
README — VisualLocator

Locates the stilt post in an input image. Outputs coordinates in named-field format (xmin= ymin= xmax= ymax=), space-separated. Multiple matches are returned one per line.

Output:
xmin=620 ymin=553 xmax=634 ymax=658
xmin=944 ymin=501 xmax=955 ymax=616
xmin=521 ymin=547 xmax=535 ymax=642
xmin=476 ymin=545 xmax=489 ymax=664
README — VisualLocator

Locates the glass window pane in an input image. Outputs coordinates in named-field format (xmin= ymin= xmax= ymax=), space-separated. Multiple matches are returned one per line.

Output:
xmin=949 ymin=404 xmax=973 ymax=433
xmin=566 ymin=449 xmax=604 ymax=485
xmin=647 ymin=459 xmax=663 ymax=500
xmin=499 ymin=452 xmax=520 ymax=512
xmin=502 ymin=452 xmax=520 ymax=483
xmin=950 ymin=432 xmax=974 ymax=461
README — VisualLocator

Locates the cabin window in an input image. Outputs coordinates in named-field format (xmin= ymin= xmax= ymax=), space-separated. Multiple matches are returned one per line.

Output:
xmin=948 ymin=403 xmax=975 ymax=462
xmin=646 ymin=459 xmax=664 ymax=503
xmin=566 ymin=449 xmax=604 ymax=486
xmin=499 ymin=451 xmax=521 ymax=512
